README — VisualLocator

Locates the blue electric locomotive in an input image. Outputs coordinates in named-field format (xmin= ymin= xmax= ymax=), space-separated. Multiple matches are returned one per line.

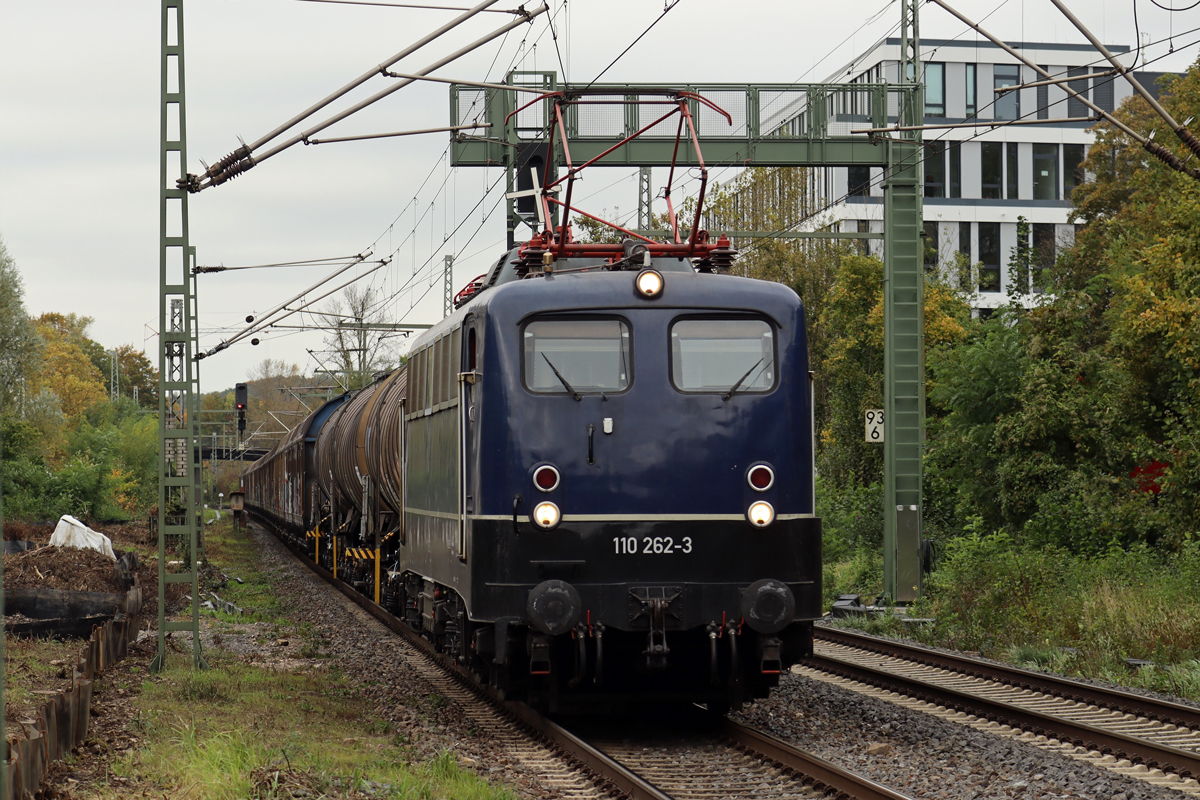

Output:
xmin=243 ymin=88 xmax=821 ymax=711
xmin=245 ymin=240 xmax=821 ymax=711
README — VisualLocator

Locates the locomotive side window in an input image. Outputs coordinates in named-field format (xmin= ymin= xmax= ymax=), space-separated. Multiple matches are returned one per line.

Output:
xmin=523 ymin=318 xmax=631 ymax=395
xmin=433 ymin=337 xmax=445 ymax=406
xmin=409 ymin=348 xmax=423 ymax=412
xmin=670 ymin=318 xmax=776 ymax=394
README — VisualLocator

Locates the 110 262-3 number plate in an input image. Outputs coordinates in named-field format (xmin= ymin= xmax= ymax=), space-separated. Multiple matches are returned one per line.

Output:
xmin=613 ymin=536 xmax=692 ymax=555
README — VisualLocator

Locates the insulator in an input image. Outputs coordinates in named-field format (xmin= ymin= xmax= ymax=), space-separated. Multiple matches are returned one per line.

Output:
xmin=177 ymin=173 xmax=203 ymax=194
xmin=1179 ymin=128 xmax=1200 ymax=158
xmin=1146 ymin=141 xmax=1185 ymax=171
xmin=209 ymin=156 xmax=257 ymax=188
xmin=207 ymin=144 xmax=253 ymax=179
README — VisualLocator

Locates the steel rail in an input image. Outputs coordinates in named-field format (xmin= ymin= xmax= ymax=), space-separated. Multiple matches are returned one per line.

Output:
xmin=816 ymin=626 xmax=1200 ymax=729
xmin=810 ymin=649 xmax=1200 ymax=778
xmin=255 ymin=514 xmax=914 ymax=800
xmin=717 ymin=718 xmax=915 ymax=800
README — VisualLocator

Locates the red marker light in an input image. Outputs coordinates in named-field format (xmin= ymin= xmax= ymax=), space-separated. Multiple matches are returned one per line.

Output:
xmin=534 ymin=465 xmax=560 ymax=492
xmin=748 ymin=465 xmax=774 ymax=491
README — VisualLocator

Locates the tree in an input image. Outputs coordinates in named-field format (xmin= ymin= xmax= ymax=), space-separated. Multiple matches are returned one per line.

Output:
xmin=113 ymin=344 xmax=158 ymax=407
xmin=924 ymin=61 xmax=1200 ymax=551
xmin=316 ymin=285 xmax=401 ymax=391
xmin=31 ymin=313 xmax=106 ymax=419
xmin=0 ymin=238 xmax=42 ymax=409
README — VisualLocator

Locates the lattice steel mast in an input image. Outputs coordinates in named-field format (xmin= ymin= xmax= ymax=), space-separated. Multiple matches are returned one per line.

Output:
xmin=153 ymin=0 xmax=207 ymax=672
xmin=881 ymin=0 xmax=925 ymax=602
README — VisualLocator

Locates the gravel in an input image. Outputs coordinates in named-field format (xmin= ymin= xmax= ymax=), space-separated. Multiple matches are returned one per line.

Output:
xmin=735 ymin=669 xmax=1188 ymax=800
xmin=248 ymin=526 xmax=587 ymax=799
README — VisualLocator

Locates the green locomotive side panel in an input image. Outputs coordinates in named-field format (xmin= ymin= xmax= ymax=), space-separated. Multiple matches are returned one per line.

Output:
xmin=406 ymin=407 xmax=459 ymax=517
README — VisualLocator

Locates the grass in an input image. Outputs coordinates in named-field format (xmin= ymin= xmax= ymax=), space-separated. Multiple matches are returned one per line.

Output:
xmin=4 ymin=635 xmax=79 ymax=725
xmin=826 ymin=535 xmax=1200 ymax=701
xmin=76 ymin=520 xmax=516 ymax=800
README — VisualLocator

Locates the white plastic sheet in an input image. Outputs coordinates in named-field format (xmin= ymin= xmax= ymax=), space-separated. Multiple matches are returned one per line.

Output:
xmin=49 ymin=515 xmax=116 ymax=561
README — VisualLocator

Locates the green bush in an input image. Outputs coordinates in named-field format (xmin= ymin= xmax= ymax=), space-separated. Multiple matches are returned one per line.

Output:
xmin=816 ymin=476 xmax=882 ymax=564
xmin=916 ymin=535 xmax=1200 ymax=674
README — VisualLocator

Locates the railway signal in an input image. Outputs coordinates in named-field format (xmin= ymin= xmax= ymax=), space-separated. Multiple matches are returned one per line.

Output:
xmin=235 ymin=382 xmax=248 ymax=434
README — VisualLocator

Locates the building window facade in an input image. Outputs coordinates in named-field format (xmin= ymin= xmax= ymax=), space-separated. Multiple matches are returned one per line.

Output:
xmin=848 ymin=165 xmax=871 ymax=197
xmin=925 ymin=142 xmax=945 ymax=197
xmin=925 ymin=62 xmax=945 ymax=117
xmin=994 ymin=65 xmax=1020 ymax=120
xmin=981 ymin=142 xmax=1002 ymax=199
xmin=924 ymin=221 xmax=939 ymax=269
xmin=1067 ymin=67 xmax=1090 ymax=118
xmin=979 ymin=222 xmax=1001 ymax=292
xmin=1063 ymin=143 xmax=1086 ymax=199
xmin=958 ymin=221 xmax=972 ymax=291
xmin=965 ymin=63 xmax=977 ymax=117
xmin=1006 ymin=142 xmax=1019 ymax=199
xmin=1033 ymin=143 xmax=1059 ymax=200
xmin=1037 ymin=65 xmax=1049 ymax=120
xmin=1093 ymin=66 xmax=1115 ymax=112
xmin=1033 ymin=223 xmax=1056 ymax=293
xmin=948 ymin=141 xmax=962 ymax=199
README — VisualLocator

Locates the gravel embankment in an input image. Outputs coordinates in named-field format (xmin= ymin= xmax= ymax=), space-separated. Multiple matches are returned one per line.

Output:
xmin=736 ymin=671 xmax=1183 ymax=800
xmin=248 ymin=527 xmax=587 ymax=800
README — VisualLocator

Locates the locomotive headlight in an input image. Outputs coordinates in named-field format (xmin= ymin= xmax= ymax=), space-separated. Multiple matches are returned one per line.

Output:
xmin=533 ymin=501 xmax=561 ymax=530
xmin=747 ymin=500 xmax=775 ymax=528
xmin=635 ymin=269 xmax=664 ymax=298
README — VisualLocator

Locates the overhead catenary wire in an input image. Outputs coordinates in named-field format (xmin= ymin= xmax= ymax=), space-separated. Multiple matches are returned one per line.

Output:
xmin=293 ymin=0 xmax=525 ymax=11
xmin=927 ymin=0 xmax=1200 ymax=178
xmin=200 ymin=0 xmax=549 ymax=350
xmin=1047 ymin=0 xmax=1200 ymax=158
xmin=199 ymin=252 xmax=373 ymax=358
xmin=194 ymin=3 xmax=548 ymax=190
xmin=193 ymin=255 xmax=370 ymax=272
xmin=581 ymin=0 xmax=681 ymax=91
xmin=304 ymin=122 xmax=491 ymax=145
xmin=251 ymin=0 xmax=499 ymax=153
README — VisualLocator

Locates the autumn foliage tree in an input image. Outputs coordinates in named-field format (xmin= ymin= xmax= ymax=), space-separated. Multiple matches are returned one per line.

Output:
xmin=1 ymin=246 xmax=161 ymax=521
xmin=925 ymin=64 xmax=1200 ymax=552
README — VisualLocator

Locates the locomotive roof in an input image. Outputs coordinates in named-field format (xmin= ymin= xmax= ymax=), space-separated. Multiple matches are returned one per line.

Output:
xmin=476 ymin=267 xmax=802 ymax=323
xmin=405 ymin=266 xmax=803 ymax=358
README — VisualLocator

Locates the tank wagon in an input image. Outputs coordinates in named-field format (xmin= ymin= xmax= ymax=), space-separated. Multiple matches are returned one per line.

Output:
xmin=244 ymin=88 xmax=822 ymax=711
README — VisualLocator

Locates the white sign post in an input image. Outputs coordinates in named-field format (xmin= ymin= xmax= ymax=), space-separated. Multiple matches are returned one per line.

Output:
xmin=865 ymin=409 xmax=885 ymax=443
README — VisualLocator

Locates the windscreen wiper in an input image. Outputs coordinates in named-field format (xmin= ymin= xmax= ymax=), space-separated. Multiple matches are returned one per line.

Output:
xmin=723 ymin=358 xmax=764 ymax=401
xmin=542 ymin=353 xmax=582 ymax=401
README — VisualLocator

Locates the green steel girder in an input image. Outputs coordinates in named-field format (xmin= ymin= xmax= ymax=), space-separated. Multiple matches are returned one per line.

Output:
xmin=452 ymin=137 xmax=891 ymax=168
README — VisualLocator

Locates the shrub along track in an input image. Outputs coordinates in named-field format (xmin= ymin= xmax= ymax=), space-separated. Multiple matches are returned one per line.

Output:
xmin=809 ymin=626 xmax=1200 ymax=795
xmin=256 ymin=516 xmax=915 ymax=800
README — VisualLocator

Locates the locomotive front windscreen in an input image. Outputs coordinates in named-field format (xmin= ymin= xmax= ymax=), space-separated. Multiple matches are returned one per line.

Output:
xmin=670 ymin=318 xmax=776 ymax=393
xmin=523 ymin=318 xmax=631 ymax=394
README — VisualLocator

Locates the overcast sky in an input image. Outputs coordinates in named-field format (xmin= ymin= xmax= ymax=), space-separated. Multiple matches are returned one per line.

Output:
xmin=3 ymin=0 xmax=1197 ymax=393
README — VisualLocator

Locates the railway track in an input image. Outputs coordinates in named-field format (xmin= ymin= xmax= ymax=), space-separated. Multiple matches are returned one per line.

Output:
xmin=255 ymin=517 xmax=914 ymax=800
xmin=809 ymin=625 xmax=1200 ymax=794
